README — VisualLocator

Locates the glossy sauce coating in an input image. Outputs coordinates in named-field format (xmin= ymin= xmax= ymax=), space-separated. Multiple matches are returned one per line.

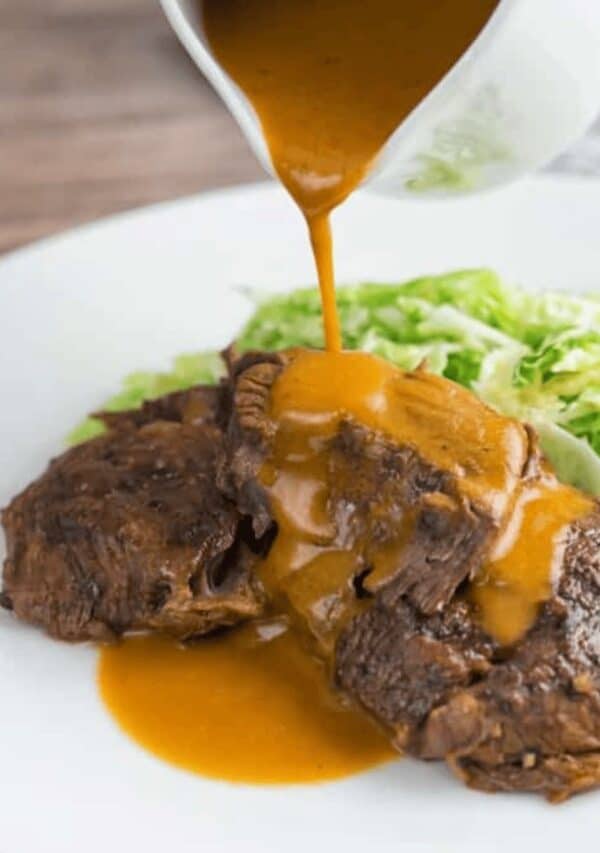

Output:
xmin=202 ymin=0 xmax=499 ymax=349
xmin=470 ymin=475 xmax=593 ymax=645
xmin=99 ymin=620 xmax=394 ymax=784
xmin=260 ymin=350 xmax=593 ymax=647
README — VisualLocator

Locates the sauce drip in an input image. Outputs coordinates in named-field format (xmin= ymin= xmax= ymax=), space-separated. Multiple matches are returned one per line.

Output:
xmin=470 ymin=476 xmax=593 ymax=645
xmin=259 ymin=350 xmax=593 ymax=648
xmin=98 ymin=620 xmax=394 ymax=783
xmin=202 ymin=0 xmax=499 ymax=349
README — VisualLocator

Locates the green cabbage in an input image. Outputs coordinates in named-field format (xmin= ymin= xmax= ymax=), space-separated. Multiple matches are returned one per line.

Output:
xmin=68 ymin=270 xmax=600 ymax=496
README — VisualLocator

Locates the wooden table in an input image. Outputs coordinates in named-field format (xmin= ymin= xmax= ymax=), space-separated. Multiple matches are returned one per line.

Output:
xmin=0 ymin=0 xmax=264 ymax=255
xmin=2 ymin=0 xmax=599 ymax=256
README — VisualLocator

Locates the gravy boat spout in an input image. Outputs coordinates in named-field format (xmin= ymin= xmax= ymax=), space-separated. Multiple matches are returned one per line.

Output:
xmin=161 ymin=0 xmax=600 ymax=197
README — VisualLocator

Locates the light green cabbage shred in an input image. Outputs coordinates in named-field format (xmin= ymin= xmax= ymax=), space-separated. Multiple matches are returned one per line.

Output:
xmin=69 ymin=270 xmax=600 ymax=496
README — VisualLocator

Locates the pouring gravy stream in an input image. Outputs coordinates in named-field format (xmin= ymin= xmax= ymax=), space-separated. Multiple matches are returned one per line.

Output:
xmin=203 ymin=0 xmax=500 ymax=350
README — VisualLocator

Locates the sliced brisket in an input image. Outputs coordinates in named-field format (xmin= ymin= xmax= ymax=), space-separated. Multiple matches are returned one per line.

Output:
xmin=222 ymin=350 xmax=503 ymax=614
xmin=1 ymin=385 xmax=263 ymax=641
xmin=225 ymin=349 xmax=600 ymax=800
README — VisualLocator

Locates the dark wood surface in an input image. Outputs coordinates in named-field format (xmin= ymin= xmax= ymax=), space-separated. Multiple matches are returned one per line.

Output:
xmin=0 ymin=0 xmax=263 ymax=254
xmin=2 ymin=0 xmax=598 ymax=256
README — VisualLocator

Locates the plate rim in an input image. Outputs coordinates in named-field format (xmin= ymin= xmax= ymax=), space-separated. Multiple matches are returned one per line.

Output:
xmin=2 ymin=172 xmax=599 ymax=270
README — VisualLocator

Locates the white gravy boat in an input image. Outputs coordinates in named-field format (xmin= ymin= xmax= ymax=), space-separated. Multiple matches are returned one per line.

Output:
xmin=160 ymin=0 xmax=600 ymax=197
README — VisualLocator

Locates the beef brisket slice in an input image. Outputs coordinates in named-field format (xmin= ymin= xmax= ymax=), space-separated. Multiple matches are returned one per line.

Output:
xmin=418 ymin=513 xmax=600 ymax=801
xmin=330 ymin=448 xmax=600 ymax=798
xmin=223 ymin=351 xmax=500 ymax=615
xmin=1 ymin=386 xmax=263 ymax=641
xmin=335 ymin=595 xmax=495 ymax=748
xmin=223 ymin=352 xmax=502 ymax=737
xmin=225 ymin=350 xmax=600 ymax=800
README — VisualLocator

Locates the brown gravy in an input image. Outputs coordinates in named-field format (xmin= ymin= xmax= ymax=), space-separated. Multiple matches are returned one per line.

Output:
xmin=202 ymin=0 xmax=499 ymax=349
xmin=99 ymin=620 xmax=394 ymax=783
xmin=260 ymin=350 xmax=593 ymax=648
xmin=470 ymin=475 xmax=592 ymax=645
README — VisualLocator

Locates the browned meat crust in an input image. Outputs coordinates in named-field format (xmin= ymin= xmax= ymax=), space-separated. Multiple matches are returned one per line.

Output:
xmin=418 ymin=514 xmax=600 ymax=800
xmin=1 ymin=386 xmax=263 ymax=641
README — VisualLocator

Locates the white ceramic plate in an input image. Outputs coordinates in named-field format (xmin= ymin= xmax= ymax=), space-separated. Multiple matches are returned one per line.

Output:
xmin=2 ymin=177 xmax=600 ymax=853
